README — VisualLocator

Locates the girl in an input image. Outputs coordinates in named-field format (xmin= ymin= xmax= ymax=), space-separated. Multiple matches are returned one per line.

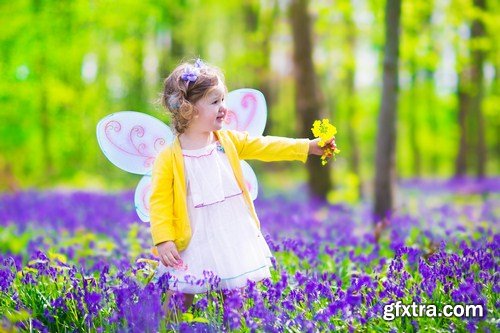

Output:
xmin=150 ymin=59 xmax=329 ymax=311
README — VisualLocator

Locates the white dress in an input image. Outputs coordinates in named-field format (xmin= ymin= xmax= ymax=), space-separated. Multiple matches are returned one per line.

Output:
xmin=153 ymin=141 xmax=273 ymax=293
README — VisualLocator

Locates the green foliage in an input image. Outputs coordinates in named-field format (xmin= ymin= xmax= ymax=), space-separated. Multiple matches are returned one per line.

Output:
xmin=0 ymin=0 xmax=498 ymax=192
xmin=0 ymin=226 xmax=32 ymax=254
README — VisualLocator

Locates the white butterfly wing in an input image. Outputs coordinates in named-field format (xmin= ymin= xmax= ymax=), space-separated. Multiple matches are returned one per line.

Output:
xmin=97 ymin=111 xmax=173 ymax=222
xmin=224 ymin=89 xmax=267 ymax=136
xmin=135 ymin=175 xmax=152 ymax=222
xmin=224 ymin=89 xmax=267 ymax=201
xmin=96 ymin=111 xmax=174 ymax=175
xmin=240 ymin=160 xmax=259 ymax=200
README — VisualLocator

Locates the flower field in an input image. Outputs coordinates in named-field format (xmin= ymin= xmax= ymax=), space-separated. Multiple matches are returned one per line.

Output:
xmin=0 ymin=178 xmax=499 ymax=332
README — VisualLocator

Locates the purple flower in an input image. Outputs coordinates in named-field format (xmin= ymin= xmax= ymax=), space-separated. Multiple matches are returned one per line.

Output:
xmin=51 ymin=297 xmax=67 ymax=311
xmin=223 ymin=290 xmax=244 ymax=310
xmin=466 ymin=321 xmax=478 ymax=333
xmin=84 ymin=292 xmax=102 ymax=316
xmin=31 ymin=319 xmax=47 ymax=332
xmin=0 ymin=267 xmax=14 ymax=292
xmin=0 ymin=179 xmax=499 ymax=332
xmin=21 ymin=272 xmax=37 ymax=285
xmin=43 ymin=308 xmax=55 ymax=323
xmin=194 ymin=297 xmax=208 ymax=311
xmin=223 ymin=308 xmax=242 ymax=330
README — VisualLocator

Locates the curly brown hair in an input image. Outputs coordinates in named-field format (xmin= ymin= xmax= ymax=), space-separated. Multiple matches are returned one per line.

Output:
xmin=161 ymin=60 xmax=225 ymax=134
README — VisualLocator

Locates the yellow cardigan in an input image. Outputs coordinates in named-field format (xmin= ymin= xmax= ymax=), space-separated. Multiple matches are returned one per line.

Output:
xmin=149 ymin=129 xmax=310 ymax=251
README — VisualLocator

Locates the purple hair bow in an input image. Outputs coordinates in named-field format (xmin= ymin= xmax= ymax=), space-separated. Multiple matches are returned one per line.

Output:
xmin=194 ymin=58 xmax=204 ymax=68
xmin=181 ymin=68 xmax=198 ymax=83
xmin=180 ymin=59 xmax=205 ymax=86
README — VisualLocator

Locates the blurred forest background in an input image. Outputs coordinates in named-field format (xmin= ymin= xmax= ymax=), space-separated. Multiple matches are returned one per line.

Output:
xmin=0 ymin=0 xmax=498 ymax=203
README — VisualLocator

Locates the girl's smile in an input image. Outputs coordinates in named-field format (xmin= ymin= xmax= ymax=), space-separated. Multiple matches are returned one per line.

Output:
xmin=216 ymin=109 xmax=226 ymax=124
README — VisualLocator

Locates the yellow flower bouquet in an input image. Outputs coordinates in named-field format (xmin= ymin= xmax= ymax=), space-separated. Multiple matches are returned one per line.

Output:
xmin=311 ymin=119 xmax=340 ymax=165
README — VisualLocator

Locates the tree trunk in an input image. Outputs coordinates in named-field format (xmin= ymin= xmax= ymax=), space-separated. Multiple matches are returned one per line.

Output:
xmin=169 ymin=29 xmax=185 ymax=74
xmin=343 ymin=5 xmax=363 ymax=199
xmin=243 ymin=0 xmax=279 ymax=136
xmin=33 ymin=0 xmax=53 ymax=178
xmin=455 ymin=70 xmax=469 ymax=177
xmin=454 ymin=0 xmax=487 ymax=178
xmin=0 ymin=162 xmax=19 ymax=192
xmin=408 ymin=61 xmax=421 ymax=176
xmin=128 ymin=34 xmax=145 ymax=110
xmin=425 ymin=69 xmax=439 ymax=172
xmin=289 ymin=0 xmax=331 ymax=199
xmin=494 ymin=65 xmax=500 ymax=171
xmin=470 ymin=0 xmax=487 ymax=177
xmin=259 ymin=1 xmax=279 ymax=136
xmin=39 ymin=74 xmax=53 ymax=178
xmin=374 ymin=0 xmax=402 ymax=222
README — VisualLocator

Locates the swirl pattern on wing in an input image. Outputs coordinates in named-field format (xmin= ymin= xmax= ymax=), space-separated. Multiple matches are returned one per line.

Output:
xmin=97 ymin=111 xmax=173 ymax=175
xmin=224 ymin=89 xmax=267 ymax=137
xmin=240 ymin=93 xmax=257 ymax=130
xmin=104 ymin=122 xmax=161 ymax=169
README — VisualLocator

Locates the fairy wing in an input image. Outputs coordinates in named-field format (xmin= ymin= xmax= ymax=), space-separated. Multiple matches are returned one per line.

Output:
xmin=240 ymin=161 xmax=258 ymax=200
xmin=224 ymin=89 xmax=267 ymax=200
xmin=96 ymin=111 xmax=174 ymax=175
xmin=135 ymin=175 xmax=152 ymax=222
xmin=96 ymin=111 xmax=174 ymax=222
xmin=224 ymin=89 xmax=267 ymax=136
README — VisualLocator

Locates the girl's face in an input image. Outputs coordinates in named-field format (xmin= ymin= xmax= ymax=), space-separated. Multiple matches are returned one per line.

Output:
xmin=191 ymin=81 xmax=227 ymax=133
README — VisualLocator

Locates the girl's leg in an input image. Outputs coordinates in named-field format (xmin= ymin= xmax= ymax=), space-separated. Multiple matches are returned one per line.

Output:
xmin=163 ymin=291 xmax=195 ymax=321
xmin=183 ymin=293 xmax=195 ymax=310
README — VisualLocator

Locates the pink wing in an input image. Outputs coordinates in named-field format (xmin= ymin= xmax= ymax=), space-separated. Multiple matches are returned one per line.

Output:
xmin=96 ymin=111 xmax=174 ymax=175
xmin=224 ymin=89 xmax=267 ymax=136
xmin=97 ymin=111 xmax=173 ymax=222
xmin=135 ymin=175 xmax=151 ymax=222
xmin=223 ymin=89 xmax=267 ymax=201
xmin=240 ymin=160 xmax=259 ymax=200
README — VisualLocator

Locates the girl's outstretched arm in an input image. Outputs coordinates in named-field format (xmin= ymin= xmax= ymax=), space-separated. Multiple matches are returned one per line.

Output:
xmin=225 ymin=130 xmax=309 ymax=162
xmin=224 ymin=130 xmax=333 ymax=162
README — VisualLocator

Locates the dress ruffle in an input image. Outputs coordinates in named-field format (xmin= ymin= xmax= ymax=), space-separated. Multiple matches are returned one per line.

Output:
xmin=182 ymin=142 xmax=242 ymax=209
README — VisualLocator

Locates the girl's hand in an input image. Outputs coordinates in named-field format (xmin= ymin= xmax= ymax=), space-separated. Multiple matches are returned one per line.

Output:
xmin=156 ymin=241 xmax=181 ymax=267
xmin=308 ymin=138 xmax=335 ymax=156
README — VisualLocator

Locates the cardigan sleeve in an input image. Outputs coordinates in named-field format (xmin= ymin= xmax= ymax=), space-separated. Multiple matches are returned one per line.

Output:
xmin=225 ymin=130 xmax=310 ymax=163
xmin=149 ymin=148 xmax=176 ymax=246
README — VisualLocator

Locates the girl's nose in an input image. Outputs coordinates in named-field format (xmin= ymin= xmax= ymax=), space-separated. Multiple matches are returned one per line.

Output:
xmin=220 ymin=104 xmax=227 ymax=114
